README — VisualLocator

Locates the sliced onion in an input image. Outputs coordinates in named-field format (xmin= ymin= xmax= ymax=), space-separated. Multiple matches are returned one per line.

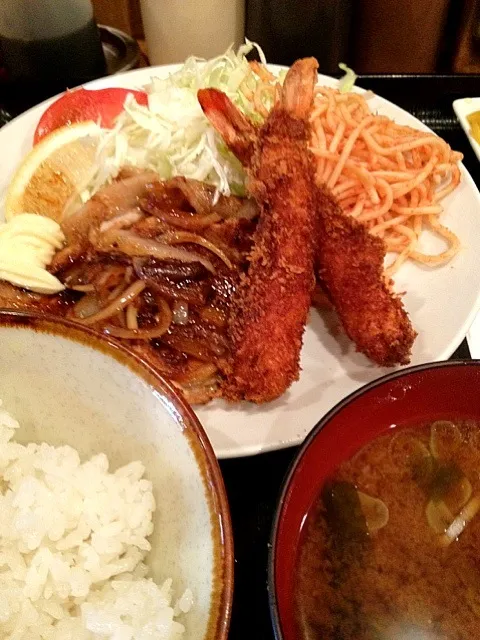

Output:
xmin=49 ymin=243 xmax=85 ymax=274
xmin=106 ymin=281 xmax=128 ymax=302
xmin=174 ymin=362 xmax=218 ymax=385
xmin=117 ymin=309 xmax=127 ymax=328
xmin=439 ymin=495 xmax=480 ymax=547
xmin=168 ymin=176 xmax=214 ymax=214
xmin=126 ymin=304 xmax=139 ymax=330
xmin=180 ymin=382 xmax=220 ymax=405
xmin=165 ymin=210 xmax=221 ymax=231
xmin=104 ymin=298 xmax=172 ymax=340
xmin=159 ymin=230 xmax=233 ymax=269
xmin=73 ymin=294 xmax=102 ymax=319
xmin=163 ymin=327 xmax=227 ymax=359
xmin=99 ymin=209 xmax=143 ymax=234
xmin=163 ymin=335 xmax=214 ymax=362
xmin=133 ymin=257 xmax=208 ymax=283
xmin=142 ymin=201 xmax=221 ymax=230
xmin=69 ymin=284 xmax=95 ymax=293
xmin=430 ymin=421 xmax=462 ymax=460
xmin=358 ymin=491 xmax=389 ymax=532
xmin=79 ymin=280 xmax=146 ymax=326
xmin=173 ymin=300 xmax=189 ymax=325
xmin=96 ymin=230 xmax=215 ymax=274
xmin=95 ymin=265 xmax=127 ymax=290
xmin=130 ymin=215 xmax=169 ymax=237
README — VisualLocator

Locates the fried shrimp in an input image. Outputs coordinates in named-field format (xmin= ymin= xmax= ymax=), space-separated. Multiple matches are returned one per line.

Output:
xmin=315 ymin=186 xmax=417 ymax=366
xmin=200 ymin=58 xmax=416 ymax=384
xmin=198 ymin=58 xmax=319 ymax=402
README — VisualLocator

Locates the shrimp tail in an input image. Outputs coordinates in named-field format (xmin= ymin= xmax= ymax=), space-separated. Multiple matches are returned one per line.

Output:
xmin=197 ymin=88 xmax=256 ymax=164
xmin=280 ymin=57 xmax=318 ymax=118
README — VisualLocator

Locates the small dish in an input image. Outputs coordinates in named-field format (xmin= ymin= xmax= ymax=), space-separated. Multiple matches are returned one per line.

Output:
xmin=269 ymin=360 xmax=480 ymax=639
xmin=0 ymin=310 xmax=233 ymax=640
xmin=453 ymin=97 xmax=480 ymax=161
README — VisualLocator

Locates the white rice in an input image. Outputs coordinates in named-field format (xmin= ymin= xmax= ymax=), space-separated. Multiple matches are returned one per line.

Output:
xmin=0 ymin=402 xmax=192 ymax=640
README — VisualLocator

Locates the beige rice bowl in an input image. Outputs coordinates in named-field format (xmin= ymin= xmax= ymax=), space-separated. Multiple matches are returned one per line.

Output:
xmin=0 ymin=312 xmax=233 ymax=640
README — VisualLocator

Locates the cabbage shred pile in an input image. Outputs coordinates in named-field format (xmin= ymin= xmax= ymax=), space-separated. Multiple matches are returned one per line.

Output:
xmin=85 ymin=42 xmax=266 ymax=201
xmin=84 ymin=43 xmax=356 ymax=203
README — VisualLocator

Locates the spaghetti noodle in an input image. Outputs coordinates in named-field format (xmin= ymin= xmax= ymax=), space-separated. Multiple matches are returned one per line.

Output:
xmin=242 ymin=65 xmax=463 ymax=275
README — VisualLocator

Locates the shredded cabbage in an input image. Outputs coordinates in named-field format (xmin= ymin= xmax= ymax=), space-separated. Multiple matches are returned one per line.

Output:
xmin=84 ymin=42 xmax=272 ymax=201
xmin=338 ymin=62 xmax=357 ymax=93
xmin=83 ymin=44 xmax=354 ymax=202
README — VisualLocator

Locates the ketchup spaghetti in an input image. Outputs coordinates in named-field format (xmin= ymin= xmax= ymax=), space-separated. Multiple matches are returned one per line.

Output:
xmin=243 ymin=64 xmax=463 ymax=276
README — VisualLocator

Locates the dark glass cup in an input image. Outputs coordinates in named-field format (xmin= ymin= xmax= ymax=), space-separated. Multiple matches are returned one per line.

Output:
xmin=0 ymin=0 xmax=106 ymax=113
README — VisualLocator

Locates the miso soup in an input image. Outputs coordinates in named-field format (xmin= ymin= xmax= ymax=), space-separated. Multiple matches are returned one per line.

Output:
xmin=295 ymin=420 xmax=480 ymax=639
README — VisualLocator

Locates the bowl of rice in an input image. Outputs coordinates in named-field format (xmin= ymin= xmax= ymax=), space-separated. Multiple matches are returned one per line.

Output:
xmin=0 ymin=310 xmax=233 ymax=640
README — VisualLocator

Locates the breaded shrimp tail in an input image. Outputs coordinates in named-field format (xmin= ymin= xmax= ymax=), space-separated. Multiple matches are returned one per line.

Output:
xmin=199 ymin=59 xmax=319 ymax=402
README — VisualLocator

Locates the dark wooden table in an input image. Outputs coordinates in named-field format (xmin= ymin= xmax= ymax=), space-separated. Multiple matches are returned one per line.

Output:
xmin=0 ymin=73 xmax=478 ymax=639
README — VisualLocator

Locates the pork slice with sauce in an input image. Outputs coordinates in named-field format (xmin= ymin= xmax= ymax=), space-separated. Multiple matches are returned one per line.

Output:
xmin=61 ymin=171 xmax=156 ymax=244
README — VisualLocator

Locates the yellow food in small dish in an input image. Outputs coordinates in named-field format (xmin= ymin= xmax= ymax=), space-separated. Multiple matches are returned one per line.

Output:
xmin=467 ymin=110 xmax=480 ymax=145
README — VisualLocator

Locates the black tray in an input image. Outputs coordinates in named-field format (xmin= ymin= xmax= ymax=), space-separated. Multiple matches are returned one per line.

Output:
xmin=0 ymin=74 xmax=478 ymax=639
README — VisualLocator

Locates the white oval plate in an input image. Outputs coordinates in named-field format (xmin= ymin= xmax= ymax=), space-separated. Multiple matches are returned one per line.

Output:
xmin=1 ymin=65 xmax=480 ymax=459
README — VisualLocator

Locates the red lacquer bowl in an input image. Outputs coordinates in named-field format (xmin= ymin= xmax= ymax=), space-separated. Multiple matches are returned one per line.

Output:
xmin=269 ymin=360 xmax=480 ymax=639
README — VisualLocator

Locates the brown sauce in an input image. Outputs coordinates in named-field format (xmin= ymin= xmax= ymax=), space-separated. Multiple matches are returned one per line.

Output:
xmin=295 ymin=420 xmax=480 ymax=639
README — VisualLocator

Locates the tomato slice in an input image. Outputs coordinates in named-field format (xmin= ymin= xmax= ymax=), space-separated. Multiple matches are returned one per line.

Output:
xmin=33 ymin=87 xmax=148 ymax=144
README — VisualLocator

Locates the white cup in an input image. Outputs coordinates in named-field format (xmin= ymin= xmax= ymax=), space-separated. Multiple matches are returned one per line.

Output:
xmin=139 ymin=0 xmax=245 ymax=65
